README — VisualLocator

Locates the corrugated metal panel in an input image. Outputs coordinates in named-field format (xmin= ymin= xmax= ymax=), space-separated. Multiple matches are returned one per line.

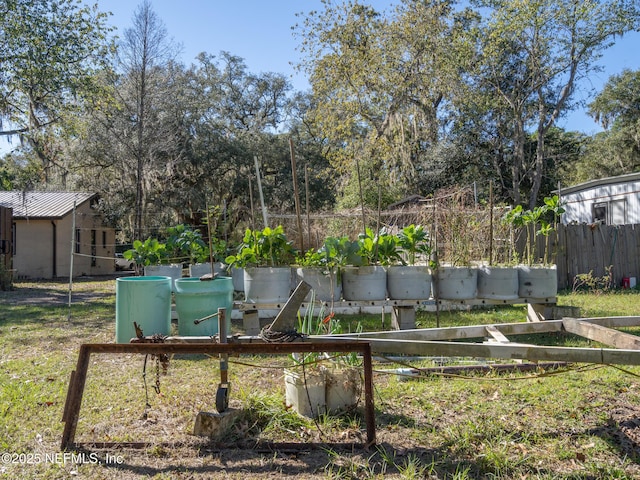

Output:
xmin=0 ymin=191 xmax=95 ymax=219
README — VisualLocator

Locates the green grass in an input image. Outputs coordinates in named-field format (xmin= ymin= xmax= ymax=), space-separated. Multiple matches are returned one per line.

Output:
xmin=1 ymin=280 xmax=640 ymax=478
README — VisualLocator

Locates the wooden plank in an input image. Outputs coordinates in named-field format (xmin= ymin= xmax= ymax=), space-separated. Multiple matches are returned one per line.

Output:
xmin=485 ymin=325 xmax=510 ymax=343
xmin=268 ymin=281 xmax=311 ymax=332
xmin=578 ymin=316 xmax=640 ymax=328
xmin=527 ymin=303 xmax=544 ymax=322
xmin=595 ymin=224 xmax=606 ymax=279
xmin=327 ymin=317 xmax=640 ymax=345
xmin=391 ymin=306 xmax=416 ymax=330
xmin=562 ymin=318 xmax=640 ymax=350
xmin=332 ymin=337 xmax=640 ymax=365
xmin=327 ymin=319 xmax=564 ymax=341
xmin=622 ymin=225 xmax=638 ymax=284
xmin=557 ymin=224 xmax=568 ymax=289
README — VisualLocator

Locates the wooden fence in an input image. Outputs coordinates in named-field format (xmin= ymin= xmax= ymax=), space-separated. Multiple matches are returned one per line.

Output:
xmin=549 ymin=223 xmax=640 ymax=290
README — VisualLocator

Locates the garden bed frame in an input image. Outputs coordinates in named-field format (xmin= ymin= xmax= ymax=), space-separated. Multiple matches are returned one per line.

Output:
xmin=319 ymin=315 xmax=640 ymax=364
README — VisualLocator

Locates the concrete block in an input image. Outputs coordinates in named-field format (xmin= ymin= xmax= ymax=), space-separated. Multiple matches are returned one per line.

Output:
xmin=243 ymin=310 xmax=261 ymax=336
xmin=193 ymin=408 xmax=241 ymax=439
xmin=391 ymin=306 xmax=416 ymax=330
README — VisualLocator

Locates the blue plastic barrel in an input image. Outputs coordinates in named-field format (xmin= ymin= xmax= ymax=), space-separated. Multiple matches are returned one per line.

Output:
xmin=115 ymin=276 xmax=172 ymax=343
xmin=174 ymin=277 xmax=233 ymax=336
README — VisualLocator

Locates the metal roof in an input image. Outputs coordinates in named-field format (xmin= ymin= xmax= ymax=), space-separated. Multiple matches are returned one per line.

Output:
xmin=0 ymin=191 xmax=96 ymax=219
xmin=557 ymin=172 xmax=640 ymax=195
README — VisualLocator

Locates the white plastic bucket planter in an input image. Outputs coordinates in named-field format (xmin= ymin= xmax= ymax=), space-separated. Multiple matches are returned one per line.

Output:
xmin=284 ymin=368 xmax=326 ymax=418
xmin=477 ymin=265 xmax=519 ymax=300
xmin=435 ymin=266 xmax=478 ymax=300
xmin=386 ymin=265 xmax=431 ymax=300
xmin=342 ymin=266 xmax=387 ymax=301
xmin=144 ymin=264 xmax=183 ymax=292
xmin=188 ymin=262 xmax=226 ymax=278
xmin=115 ymin=276 xmax=172 ymax=343
xmin=518 ymin=265 xmax=558 ymax=299
xmin=323 ymin=366 xmax=360 ymax=414
xmin=231 ymin=267 xmax=244 ymax=292
xmin=296 ymin=267 xmax=342 ymax=302
xmin=243 ymin=267 xmax=292 ymax=304
xmin=174 ymin=277 xmax=233 ymax=336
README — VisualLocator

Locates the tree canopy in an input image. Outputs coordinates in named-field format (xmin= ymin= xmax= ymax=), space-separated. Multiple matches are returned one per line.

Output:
xmin=0 ymin=0 xmax=113 ymax=169
xmin=1 ymin=0 xmax=639 ymax=242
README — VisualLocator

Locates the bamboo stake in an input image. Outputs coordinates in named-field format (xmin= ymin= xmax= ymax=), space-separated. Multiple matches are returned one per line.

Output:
xmin=253 ymin=156 xmax=268 ymax=229
xmin=289 ymin=138 xmax=304 ymax=251
xmin=489 ymin=180 xmax=494 ymax=266
xmin=305 ymin=163 xmax=311 ymax=248
xmin=248 ymin=173 xmax=255 ymax=231
xmin=355 ymin=156 xmax=366 ymax=233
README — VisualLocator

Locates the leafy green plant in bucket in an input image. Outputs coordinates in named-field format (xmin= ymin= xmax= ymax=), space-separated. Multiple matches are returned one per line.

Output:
xmin=166 ymin=224 xmax=208 ymax=265
xmin=123 ymin=237 xmax=169 ymax=269
xmin=356 ymin=227 xmax=402 ymax=266
xmin=296 ymin=236 xmax=354 ymax=270
xmin=396 ymin=224 xmax=434 ymax=266
xmin=225 ymin=225 xmax=296 ymax=268
xmin=502 ymin=195 xmax=565 ymax=266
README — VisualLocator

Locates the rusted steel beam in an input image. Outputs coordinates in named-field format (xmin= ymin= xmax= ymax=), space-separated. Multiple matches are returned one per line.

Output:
xmin=61 ymin=341 xmax=374 ymax=450
xmin=82 ymin=342 xmax=367 ymax=355
xmin=60 ymin=345 xmax=92 ymax=451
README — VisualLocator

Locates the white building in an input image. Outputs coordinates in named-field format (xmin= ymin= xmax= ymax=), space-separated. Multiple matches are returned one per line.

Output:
xmin=559 ymin=172 xmax=640 ymax=225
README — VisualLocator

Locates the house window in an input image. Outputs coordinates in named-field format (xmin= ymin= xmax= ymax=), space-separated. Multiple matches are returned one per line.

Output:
xmin=592 ymin=199 xmax=627 ymax=225
xmin=91 ymin=230 xmax=96 ymax=267
xmin=102 ymin=231 xmax=107 ymax=249
xmin=610 ymin=199 xmax=626 ymax=225
xmin=75 ymin=229 xmax=80 ymax=254
xmin=593 ymin=203 xmax=607 ymax=223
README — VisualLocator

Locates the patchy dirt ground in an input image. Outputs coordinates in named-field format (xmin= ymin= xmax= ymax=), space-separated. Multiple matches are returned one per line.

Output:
xmin=0 ymin=276 xmax=117 ymax=306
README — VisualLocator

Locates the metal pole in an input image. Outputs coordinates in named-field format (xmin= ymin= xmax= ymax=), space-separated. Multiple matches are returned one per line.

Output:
xmin=355 ymin=156 xmax=366 ymax=233
xmin=67 ymin=201 xmax=76 ymax=320
xmin=207 ymin=205 xmax=214 ymax=276
xmin=216 ymin=308 xmax=229 ymax=412
xmin=473 ymin=181 xmax=478 ymax=207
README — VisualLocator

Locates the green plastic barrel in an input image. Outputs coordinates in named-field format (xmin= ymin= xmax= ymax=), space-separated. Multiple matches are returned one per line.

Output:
xmin=175 ymin=277 xmax=233 ymax=336
xmin=115 ymin=276 xmax=172 ymax=343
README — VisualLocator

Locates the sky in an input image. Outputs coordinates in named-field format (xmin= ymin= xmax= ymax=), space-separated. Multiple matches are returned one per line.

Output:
xmin=3 ymin=0 xmax=639 ymax=155
xmin=93 ymin=0 xmax=640 ymax=135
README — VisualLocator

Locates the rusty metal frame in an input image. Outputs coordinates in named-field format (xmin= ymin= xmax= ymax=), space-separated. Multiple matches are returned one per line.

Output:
xmin=61 ymin=341 xmax=375 ymax=450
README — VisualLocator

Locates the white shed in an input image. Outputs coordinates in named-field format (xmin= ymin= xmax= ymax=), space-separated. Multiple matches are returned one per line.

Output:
xmin=559 ymin=172 xmax=640 ymax=225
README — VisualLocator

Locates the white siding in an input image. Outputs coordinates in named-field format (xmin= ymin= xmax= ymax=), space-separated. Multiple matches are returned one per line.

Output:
xmin=560 ymin=179 xmax=640 ymax=225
